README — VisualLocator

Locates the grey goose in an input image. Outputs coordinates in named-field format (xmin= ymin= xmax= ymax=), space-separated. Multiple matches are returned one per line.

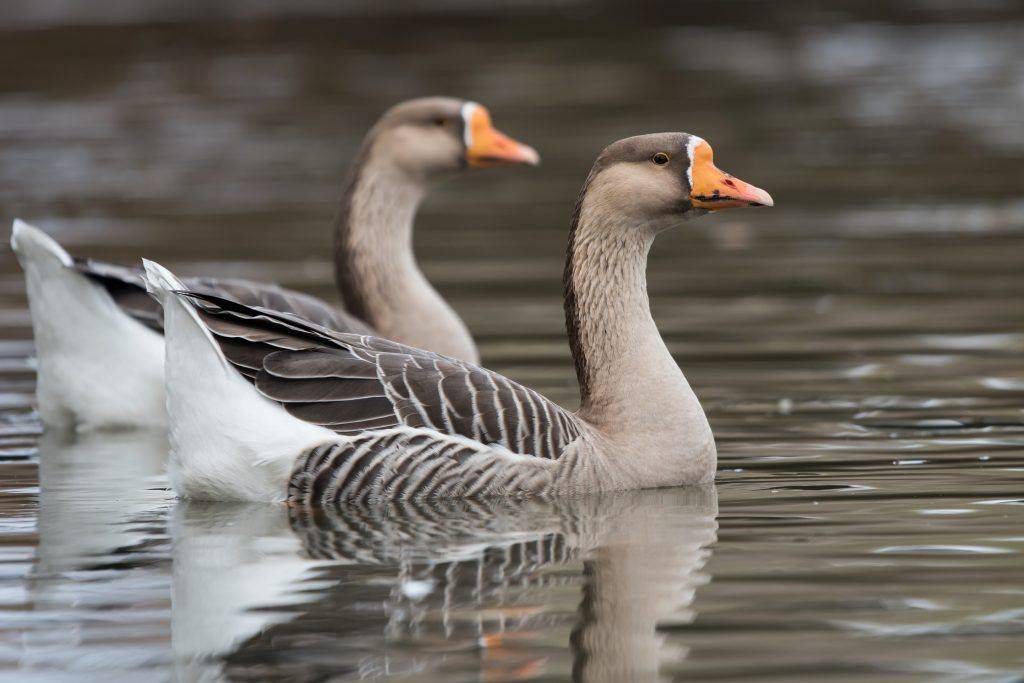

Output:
xmin=11 ymin=97 xmax=538 ymax=430
xmin=144 ymin=132 xmax=772 ymax=502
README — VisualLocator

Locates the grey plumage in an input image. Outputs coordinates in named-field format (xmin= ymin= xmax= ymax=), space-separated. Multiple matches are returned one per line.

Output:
xmin=74 ymin=258 xmax=371 ymax=336
xmin=185 ymin=291 xmax=581 ymax=460
xmin=287 ymin=431 xmax=556 ymax=505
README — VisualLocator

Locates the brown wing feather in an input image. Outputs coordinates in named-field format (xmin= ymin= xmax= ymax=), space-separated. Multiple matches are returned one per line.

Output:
xmin=181 ymin=291 xmax=581 ymax=460
xmin=74 ymin=258 xmax=371 ymax=335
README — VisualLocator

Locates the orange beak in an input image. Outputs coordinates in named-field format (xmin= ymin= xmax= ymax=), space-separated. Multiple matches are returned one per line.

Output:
xmin=688 ymin=139 xmax=773 ymax=210
xmin=463 ymin=103 xmax=540 ymax=168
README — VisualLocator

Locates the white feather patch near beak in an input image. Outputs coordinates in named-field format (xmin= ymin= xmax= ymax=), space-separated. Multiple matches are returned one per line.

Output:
xmin=685 ymin=135 xmax=706 ymax=189
xmin=460 ymin=101 xmax=479 ymax=149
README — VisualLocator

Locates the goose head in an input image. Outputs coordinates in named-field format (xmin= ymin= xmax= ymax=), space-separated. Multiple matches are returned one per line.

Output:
xmin=368 ymin=97 xmax=540 ymax=181
xmin=579 ymin=132 xmax=772 ymax=234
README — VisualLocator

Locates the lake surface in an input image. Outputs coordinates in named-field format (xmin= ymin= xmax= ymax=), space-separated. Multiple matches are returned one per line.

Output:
xmin=1 ymin=3 xmax=1023 ymax=680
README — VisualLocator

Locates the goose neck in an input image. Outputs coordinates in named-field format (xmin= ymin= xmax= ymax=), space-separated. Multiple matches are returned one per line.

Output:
xmin=331 ymin=144 xmax=478 ymax=363
xmin=333 ymin=151 xmax=428 ymax=327
xmin=562 ymin=195 xmax=713 ymax=467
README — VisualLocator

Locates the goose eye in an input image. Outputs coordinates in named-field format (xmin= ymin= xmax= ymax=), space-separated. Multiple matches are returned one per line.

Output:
xmin=433 ymin=117 xmax=448 ymax=127
xmin=652 ymin=152 xmax=670 ymax=166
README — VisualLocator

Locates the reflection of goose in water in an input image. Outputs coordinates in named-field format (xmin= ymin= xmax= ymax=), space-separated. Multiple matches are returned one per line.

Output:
xmin=25 ymin=430 xmax=172 ymax=671
xmin=33 ymin=429 xmax=171 ymax=575
xmin=172 ymin=486 xmax=717 ymax=681
xmin=170 ymin=503 xmax=335 ymax=682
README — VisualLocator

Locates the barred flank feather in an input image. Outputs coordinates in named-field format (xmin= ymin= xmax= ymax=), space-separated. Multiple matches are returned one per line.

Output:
xmin=287 ymin=428 xmax=557 ymax=505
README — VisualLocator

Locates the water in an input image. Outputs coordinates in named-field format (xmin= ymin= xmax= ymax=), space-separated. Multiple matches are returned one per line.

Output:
xmin=1 ymin=3 xmax=1024 ymax=680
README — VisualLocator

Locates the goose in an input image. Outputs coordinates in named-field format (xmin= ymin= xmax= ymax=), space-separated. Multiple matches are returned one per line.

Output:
xmin=10 ymin=97 xmax=538 ymax=431
xmin=144 ymin=131 xmax=772 ymax=503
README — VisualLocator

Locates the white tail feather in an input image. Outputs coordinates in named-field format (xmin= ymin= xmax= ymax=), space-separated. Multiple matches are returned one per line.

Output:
xmin=11 ymin=220 xmax=165 ymax=430
xmin=11 ymin=218 xmax=73 ymax=267
xmin=141 ymin=256 xmax=186 ymax=301
xmin=142 ymin=260 xmax=338 ymax=502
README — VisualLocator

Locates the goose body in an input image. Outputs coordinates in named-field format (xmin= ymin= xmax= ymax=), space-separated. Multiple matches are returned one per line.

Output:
xmin=148 ymin=132 xmax=771 ymax=502
xmin=11 ymin=97 xmax=538 ymax=431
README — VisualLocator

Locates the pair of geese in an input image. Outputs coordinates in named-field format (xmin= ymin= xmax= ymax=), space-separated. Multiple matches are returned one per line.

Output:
xmin=12 ymin=96 xmax=772 ymax=504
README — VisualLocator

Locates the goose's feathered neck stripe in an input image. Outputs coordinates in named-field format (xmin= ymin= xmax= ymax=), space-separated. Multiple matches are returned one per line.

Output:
xmin=563 ymin=156 xmax=612 ymax=403
xmin=563 ymin=189 xmax=590 ymax=402
xmin=333 ymin=135 xmax=376 ymax=325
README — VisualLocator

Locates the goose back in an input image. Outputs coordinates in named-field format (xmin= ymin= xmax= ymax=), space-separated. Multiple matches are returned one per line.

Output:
xmin=74 ymin=259 xmax=371 ymax=335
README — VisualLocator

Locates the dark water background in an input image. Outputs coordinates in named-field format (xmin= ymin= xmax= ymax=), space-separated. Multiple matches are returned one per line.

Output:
xmin=1 ymin=1 xmax=1023 ymax=680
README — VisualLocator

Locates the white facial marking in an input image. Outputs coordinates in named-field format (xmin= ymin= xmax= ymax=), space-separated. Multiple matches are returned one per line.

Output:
xmin=685 ymin=135 xmax=705 ymax=188
xmin=460 ymin=102 xmax=478 ymax=148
